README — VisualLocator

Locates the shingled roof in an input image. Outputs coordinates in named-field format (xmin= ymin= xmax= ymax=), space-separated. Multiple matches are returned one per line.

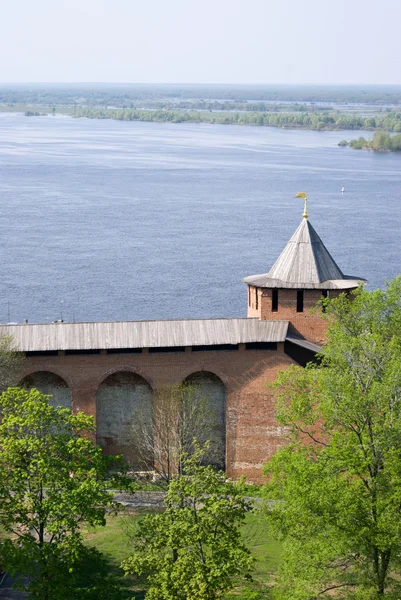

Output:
xmin=244 ymin=218 xmax=366 ymax=290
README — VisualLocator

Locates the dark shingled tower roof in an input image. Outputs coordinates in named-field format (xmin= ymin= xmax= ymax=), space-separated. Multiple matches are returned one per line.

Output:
xmin=244 ymin=217 xmax=366 ymax=290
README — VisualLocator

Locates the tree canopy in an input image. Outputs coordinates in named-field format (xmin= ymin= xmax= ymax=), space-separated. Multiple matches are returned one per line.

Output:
xmin=264 ymin=278 xmax=401 ymax=599
xmin=122 ymin=447 xmax=254 ymax=599
xmin=0 ymin=335 xmax=25 ymax=392
xmin=341 ymin=130 xmax=401 ymax=151
xmin=0 ymin=387 xmax=124 ymax=600
xmin=73 ymin=107 xmax=401 ymax=133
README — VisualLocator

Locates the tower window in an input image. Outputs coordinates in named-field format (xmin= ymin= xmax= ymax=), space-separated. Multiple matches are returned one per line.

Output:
xmin=255 ymin=288 xmax=258 ymax=310
xmin=272 ymin=289 xmax=278 ymax=312
xmin=248 ymin=286 xmax=251 ymax=307
xmin=297 ymin=290 xmax=304 ymax=313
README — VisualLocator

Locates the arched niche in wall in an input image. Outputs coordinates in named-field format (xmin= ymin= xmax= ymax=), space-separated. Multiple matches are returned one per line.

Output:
xmin=96 ymin=371 xmax=153 ymax=468
xmin=21 ymin=371 xmax=72 ymax=410
xmin=183 ymin=371 xmax=226 ymax=471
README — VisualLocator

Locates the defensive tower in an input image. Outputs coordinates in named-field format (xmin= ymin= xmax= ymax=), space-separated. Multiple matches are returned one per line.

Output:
xmin=244 ymin=194 xmax=366 ymax=344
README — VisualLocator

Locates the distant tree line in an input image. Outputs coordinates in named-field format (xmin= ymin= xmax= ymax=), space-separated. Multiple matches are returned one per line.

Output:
xmin=339 ymin=130 xmax=401 ymax=151
xmin=131 ymin=100 xmax=332 ymax=112
xmin=74 ymin=107 xmax=401 ymax=132
xmin=1 ymin=83 xmax=401 ymax=105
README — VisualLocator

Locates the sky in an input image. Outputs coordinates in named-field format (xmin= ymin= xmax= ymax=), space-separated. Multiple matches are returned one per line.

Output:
xmin=1 ymin=0 xmax=400 ymax=85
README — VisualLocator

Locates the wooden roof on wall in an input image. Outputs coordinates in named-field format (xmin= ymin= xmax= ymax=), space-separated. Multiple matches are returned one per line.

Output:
xmin=0 ymin=318 xmax=289 ymax=352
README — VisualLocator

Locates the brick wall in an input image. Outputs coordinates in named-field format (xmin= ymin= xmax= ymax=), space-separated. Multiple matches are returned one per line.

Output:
xmin=247 ymin=286 xmax=350 ymax=345
xmin=22 ymin=344 xmax=295 ymax=484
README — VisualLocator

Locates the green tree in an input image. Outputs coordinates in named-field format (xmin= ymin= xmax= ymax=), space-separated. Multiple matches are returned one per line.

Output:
xmin=390 ymin=133 xmax=401 ymax=151
xmin=350 ymin=136 xmax=368 ymax=149
xmin=264 ymin=278 xmax=401 ymax=599
xmin=372 ymin=130 xmax=391 ymax=151
xmin=0 ymin=335 xmax=25 ymax=392
xmin=0 ymin=387 xmax=123 ymax=600
xmin=122 ymin=448 xmax=255 ymax=600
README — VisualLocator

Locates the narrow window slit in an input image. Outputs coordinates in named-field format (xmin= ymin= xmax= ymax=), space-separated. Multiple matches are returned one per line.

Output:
xmin=272 ymin=289 xmax=278 ymax=312
xmin=297 ymin=290 xmax=304 ymax=313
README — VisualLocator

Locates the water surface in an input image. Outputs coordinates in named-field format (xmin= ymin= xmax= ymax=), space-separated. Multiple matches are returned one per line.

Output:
xmin=0 ymin=113 xmax=399 ymax=324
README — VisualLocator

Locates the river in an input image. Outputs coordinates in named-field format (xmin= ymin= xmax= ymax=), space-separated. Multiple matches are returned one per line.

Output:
xmin=0 ymin=113 xmax=399 ymax=324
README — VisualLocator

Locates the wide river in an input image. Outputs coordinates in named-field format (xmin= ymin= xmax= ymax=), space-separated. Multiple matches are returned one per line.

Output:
xmin=0 ymin=113 xmax=400 ymax=324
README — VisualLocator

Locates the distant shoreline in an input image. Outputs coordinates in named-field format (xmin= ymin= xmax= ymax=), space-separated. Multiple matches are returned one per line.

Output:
xmin=2 ymin=105 xmax=401 ymax=136
xmin=71 ymin=107 xmax=401 ymax=133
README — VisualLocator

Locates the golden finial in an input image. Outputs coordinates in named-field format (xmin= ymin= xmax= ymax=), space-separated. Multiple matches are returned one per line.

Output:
xmin=295 ymin=192 xmax=308 ymax=219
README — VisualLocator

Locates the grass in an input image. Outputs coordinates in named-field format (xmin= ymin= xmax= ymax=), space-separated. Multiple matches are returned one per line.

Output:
xmin=83 ymin=513 xmax=143 ymax=599
xmin=82 ymin=508 xmax=281 ymax=600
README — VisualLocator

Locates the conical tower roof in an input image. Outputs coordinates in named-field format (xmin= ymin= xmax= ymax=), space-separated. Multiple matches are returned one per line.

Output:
xmin=244 ymin=216 xmax=366 ymax=290
xmin=268 ymin=218 xmax=343 ymax=284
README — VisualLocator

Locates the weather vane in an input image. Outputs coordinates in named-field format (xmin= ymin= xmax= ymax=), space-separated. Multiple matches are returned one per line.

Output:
xmin=295 ymin=192 xmax=308 ymax=219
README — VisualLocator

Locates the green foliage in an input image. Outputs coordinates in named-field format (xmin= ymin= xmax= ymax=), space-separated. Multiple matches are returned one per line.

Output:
xmin=73 ymin=107 xmax=401 ymax=132
xmin=350 ymin=136 xmax=369 ymax=149
xmin=0 ymin=336 xmax=25 ymax=392
xmin=66 ymin=545 xmax=126 ymax=599
xmin=338 ymin=139 xmax=348 ymax=146
xmin=347 ymin=130 xmax=401 ymax=152
xmin=389 ymin=133 xmax=401 ymax=151
xmin=372 ymin=130 xmax=391 ymax=150
xmin=82 ymin=511 xmax=280 ymax=599
xmin=0 ymin=387 xmax=123 ymax=599
xmin=122 ymin=448 xmax=255 ymax=599
xmin=264 ymin=278 xmax=401 ymax=598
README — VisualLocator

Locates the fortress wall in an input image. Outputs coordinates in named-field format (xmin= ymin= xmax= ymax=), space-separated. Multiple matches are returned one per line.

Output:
xmin=258 ymin=289 xmax=345 ymax=344
xmin=23 ymin=344 xmax=295 ymax=483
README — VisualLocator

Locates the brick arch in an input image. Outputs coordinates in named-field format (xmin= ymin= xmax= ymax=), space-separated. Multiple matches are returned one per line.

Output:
xmin=20 ymin=370 xmax=72 ymax=410
xmin=95 ymin=365 xmax=155 ymax=392
xmin=20 ymin=365 xmax=74 ymax=391
xmin=96 ymin=370 xmax=153 ymax=468
xmin=182 ymin=371 xmax=226 ymax=470
xmin=176 ymin=366 xmax=231 ymax=391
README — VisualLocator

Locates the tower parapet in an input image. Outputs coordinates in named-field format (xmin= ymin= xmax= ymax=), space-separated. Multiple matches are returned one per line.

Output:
xmin=244 ymin=202 xmax=366 ymax=344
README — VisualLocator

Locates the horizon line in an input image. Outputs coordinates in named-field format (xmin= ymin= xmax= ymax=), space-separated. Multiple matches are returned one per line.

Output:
xmin=1 ymin=81 xmax=401 ymax=87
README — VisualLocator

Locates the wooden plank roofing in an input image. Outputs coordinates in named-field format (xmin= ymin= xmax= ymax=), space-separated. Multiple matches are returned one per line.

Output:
xmin=286 ymin=333 xmax=322 ymax=354
xmin=0 ymin=318 xmax=289 ymax=352
xmin=244 ymin=218 xmax=367 ymax=290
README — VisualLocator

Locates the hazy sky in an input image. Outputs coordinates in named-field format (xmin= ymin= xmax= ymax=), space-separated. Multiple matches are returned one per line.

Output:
xmin=1 ymin=0 xmax=400 ymax=84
